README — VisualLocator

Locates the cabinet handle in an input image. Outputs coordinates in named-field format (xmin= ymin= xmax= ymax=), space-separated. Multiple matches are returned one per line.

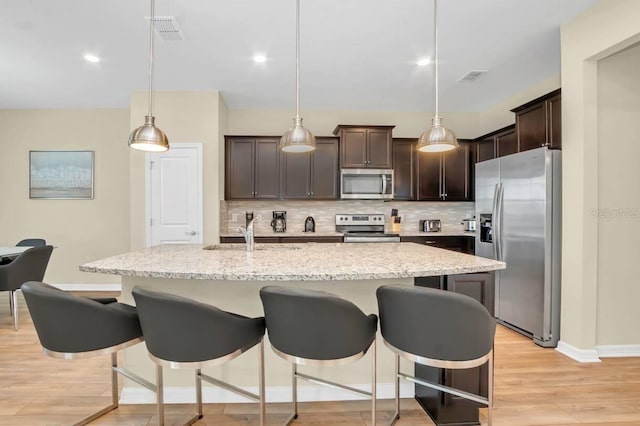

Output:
xmin=425 ymin=241 xmax=436 ymax=245
xmin=311 ymin=192 xmax=314 ymax=196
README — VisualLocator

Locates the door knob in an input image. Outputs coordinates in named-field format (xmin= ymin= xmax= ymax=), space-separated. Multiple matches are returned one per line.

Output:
xmin=185 ymin=231 xmax=197 ymax=236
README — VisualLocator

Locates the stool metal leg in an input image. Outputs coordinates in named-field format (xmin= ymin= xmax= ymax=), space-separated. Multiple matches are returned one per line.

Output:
xmin=371 ymin=339 xmax=377 ymax=426
xmin=72 ymin=353 xmax=119 ymax=426
xmin=259 ymin=339 xmax=266 ymax=426
xmin=488 ymin=349 xmax=494 ymax=426
xmin=285 ymin=362 xmax=298 ymax=425
xmin=196 ymin=368 xmax=203 ymax=419
xmin=111 ymin=353 xmax=118 ymax=407
xmin=389 ymin=353 xmax=400 ymax=426
xmin=156 ymin=365 xmax=164 ymax=426
xmin=11 ymin=290 xmax=18 ymax=331
xmin=9 ymin=291 xmax=13 ymax=316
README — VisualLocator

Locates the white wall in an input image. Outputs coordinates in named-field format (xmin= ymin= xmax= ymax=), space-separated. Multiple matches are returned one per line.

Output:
xmin=0 ymin=109 xmax=130 ymax=285
xmin=595 ymin=43 xmax=640 ymax=345
xmin=561 ymin=0 xmax=640 ymax=352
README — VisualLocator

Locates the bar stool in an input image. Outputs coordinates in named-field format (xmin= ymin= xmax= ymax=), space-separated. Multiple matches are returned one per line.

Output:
xmin=132 ymin=287 xmax=266 ymax=426
xmin=259 ymin=286 xmax=378 ymax=425
xmin=376 ymin=285 xmax=496 ymax=425
xmin=21 ymin=281 xmax=145 ymax=425
xmin=0 ymin=245 xmax=53 ymax=330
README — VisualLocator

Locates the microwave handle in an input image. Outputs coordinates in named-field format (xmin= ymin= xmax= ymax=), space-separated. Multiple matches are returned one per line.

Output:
xmin=381 ymin=175 xmax=387 ymax=194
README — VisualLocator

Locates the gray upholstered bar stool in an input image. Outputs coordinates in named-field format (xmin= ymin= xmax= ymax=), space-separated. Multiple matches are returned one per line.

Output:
xmin=259 ymin=286 xmax=378 ymax=425
xmin=0 ymin=245 xmax=53 ymax=330
xmin=21 ymin=281 xmax=145 ymax=425
xmin=376 ymin=285 xmax=496 ymax=425
xmin=132 ymin=287 xmax=266 ymax=426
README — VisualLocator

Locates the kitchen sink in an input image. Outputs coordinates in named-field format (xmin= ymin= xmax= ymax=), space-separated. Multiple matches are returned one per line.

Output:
xmin=204 ymin=244 xmax=301 ymax=251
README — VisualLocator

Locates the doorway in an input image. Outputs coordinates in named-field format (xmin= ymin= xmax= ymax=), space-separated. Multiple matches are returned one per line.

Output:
xmin=145 ymin=143 xmax=203 ymax=246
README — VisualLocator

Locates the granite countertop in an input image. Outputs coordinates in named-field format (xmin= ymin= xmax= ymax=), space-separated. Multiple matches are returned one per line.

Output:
xmin=80 ymin=243 xmax=504 ymax=281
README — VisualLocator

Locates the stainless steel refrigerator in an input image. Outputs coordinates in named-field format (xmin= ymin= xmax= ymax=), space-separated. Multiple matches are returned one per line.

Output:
xmin=475 ymin=147 xmax=561 ymax=347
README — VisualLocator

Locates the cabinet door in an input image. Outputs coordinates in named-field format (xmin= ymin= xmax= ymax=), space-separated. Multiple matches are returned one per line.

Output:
xmin=281 ymin=151 xmax=311 ymax=199
xmin=340 ymin=129 xmax=367 ymax=168
xmin=416 ymin=153 xmax=442 ymax=200
xmin=367 ymin=129 xmax=392 ymax=168
xmin=548 ymin=95 xmax=561 ymax=149
xmin=254 ymin=139 xmax=280 ymax=199
xmin=496 ymin=128 xmax=518 ymax=157
xmin=311 ymin=139 xmax=339 ymax=199
xmin=476 ymin=138 xmax=496 ymax=163
xmin=517 ymin=102 xmax=547 ymax=152
xmin=225 ymin=138 xmax=255 ymax=199
xmin=392 ymin=139 xmax=415 ymax=200
xmin=442 ymin=144 xmax=470 ymax=201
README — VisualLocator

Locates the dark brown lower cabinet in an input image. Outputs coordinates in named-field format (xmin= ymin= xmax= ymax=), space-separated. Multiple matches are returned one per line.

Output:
xmin=220 ymin=236 xmax=343 ymax=244
xmin=413 ymin=272 xmax=494 ymax=426
xmin=400 ymin=236 xmax=475 ymax=255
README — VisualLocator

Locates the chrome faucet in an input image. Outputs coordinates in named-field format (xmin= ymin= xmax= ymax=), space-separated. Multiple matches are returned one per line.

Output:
xmin=239 ymin=218 xmax=256 ymax=252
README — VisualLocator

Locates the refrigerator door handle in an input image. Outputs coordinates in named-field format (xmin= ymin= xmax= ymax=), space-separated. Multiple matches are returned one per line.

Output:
xmin=492 ymin=183 xmax=500 ymax=259
xmin=496 ymin=183 xmax=505 ymax=261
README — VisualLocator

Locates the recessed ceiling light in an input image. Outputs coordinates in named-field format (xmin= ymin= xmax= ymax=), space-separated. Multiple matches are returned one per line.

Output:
xmin=253 ymin=54 xmax=267 ymax=63
xmin=84 ymin=54 xmax=101 ymax=63
xmin=416 ymin=57 xmax=431 ymax=66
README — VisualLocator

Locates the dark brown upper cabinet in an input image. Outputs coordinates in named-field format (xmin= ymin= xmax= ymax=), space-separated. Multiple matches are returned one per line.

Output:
xmin=473 ymin=124 xmax=517 ymax=163
xmin=416 ymin=141 xmax=472 ymax=201
xmin=333 ymin=125 xmax=394 ymax=168
xmin=392 ymin=138 xmax=416 ymax=200
xmin=281 ymin=137 xmax=339 ymax=200
xmin=225 ymin=136 xmax=280 ymax=200
xmin=512 ymin=89 xmax=561 ymax=151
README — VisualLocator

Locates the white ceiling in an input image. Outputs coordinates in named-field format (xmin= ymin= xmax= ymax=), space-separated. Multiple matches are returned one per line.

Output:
xmin=1 ymin=0 xmax=597 ymax=112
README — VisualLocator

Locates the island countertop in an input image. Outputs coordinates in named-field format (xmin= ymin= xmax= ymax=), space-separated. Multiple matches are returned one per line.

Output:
xmin=80 ymin=242 xmax=505 ymax=281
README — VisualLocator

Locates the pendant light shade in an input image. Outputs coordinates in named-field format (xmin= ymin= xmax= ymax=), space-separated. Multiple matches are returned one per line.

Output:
xmin=416 ymin=0 xmax=458 ymax=153
xmin=128 ymin=0 xmax=169 ymax=152
xmin=280 ymin=0 xmax=316 ymax=153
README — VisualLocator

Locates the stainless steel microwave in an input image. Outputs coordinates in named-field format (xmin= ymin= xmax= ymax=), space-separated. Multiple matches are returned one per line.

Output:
xmin=340 ymin=169 xmax=394 ymax=200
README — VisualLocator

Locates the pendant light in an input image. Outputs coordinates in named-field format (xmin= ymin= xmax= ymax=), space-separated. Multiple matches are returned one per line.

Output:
xmin=417 ymin=0 xmax=458 ymax=153
xmin=280 ymin=0 xmax=316 ymax=153
xmin=128 ymin=0 xmax=169 ymax=152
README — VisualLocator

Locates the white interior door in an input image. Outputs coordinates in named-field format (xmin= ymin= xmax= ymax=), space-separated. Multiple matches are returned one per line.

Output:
xmin=147 ymin=143 xmax=203 ymax=246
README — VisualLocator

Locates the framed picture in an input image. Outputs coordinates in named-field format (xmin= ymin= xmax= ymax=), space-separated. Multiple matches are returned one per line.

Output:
xmin=29 ymin=151 xmax=94 ymax=199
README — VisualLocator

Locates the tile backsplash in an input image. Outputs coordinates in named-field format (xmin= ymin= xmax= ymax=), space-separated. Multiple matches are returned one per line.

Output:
xmin=221 ymin=200 xmax=475 ymax=236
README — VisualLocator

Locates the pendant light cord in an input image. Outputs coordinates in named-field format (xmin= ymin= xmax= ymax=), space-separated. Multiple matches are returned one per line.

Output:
xmin=148 ymin=0 xmax=155 ymax=117
xmin=433 ymin=0 xmax=439 ymax=120
xmin=295 ymin=0 xmax=301 ymax=119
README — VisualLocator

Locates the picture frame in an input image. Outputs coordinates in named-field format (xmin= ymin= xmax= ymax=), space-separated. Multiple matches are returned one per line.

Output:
xmin=29 ymin=150 xmax=95 ymax=199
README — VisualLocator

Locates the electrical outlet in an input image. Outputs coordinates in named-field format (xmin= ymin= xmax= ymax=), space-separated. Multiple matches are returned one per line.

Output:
xmin=232 ymin=214 xmax=238 ymax=221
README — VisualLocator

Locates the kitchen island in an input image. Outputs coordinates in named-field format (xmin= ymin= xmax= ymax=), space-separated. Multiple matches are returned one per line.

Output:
xmin=81 ymin=242 xmax=504 ymax=423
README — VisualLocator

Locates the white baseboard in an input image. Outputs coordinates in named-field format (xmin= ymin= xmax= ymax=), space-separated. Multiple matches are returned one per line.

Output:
xmin=556 ymin=341 xmax=601 ymax=363
xmin=51 ymin=283 xmax=122 ymax=292
xmin=120 ymin=382 xmax=414 ymax=405
xmin=596 ymin=344 xmax=640 ymax=358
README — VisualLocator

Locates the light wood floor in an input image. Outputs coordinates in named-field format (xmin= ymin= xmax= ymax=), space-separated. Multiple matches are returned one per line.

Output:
xmin=2 ymin=292 xmax=640 ymax=426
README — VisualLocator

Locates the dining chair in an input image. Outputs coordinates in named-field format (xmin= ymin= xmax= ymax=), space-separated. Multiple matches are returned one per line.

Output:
xmin=16 ymin=238 xmax=46 ymax=247
xmin=0 ymin=245 xmax=53 ymax=330
xmin=0 ymin=239 xmax=47 ymax=265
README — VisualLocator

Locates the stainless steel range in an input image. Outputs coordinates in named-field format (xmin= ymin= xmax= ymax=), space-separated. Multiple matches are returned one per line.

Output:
xmin=336 ymin=214 xmax=400 ymax=243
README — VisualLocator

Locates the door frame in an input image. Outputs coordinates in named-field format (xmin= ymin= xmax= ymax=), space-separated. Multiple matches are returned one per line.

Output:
xmin=145 ymin=142 xmax=204 ymax=247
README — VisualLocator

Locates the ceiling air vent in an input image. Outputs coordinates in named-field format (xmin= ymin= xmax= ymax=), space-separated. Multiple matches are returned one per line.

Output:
xmin=458 ymin=70 xmax=488 ymax=83
xmin=150 ymin=16 xmax=184 ymax=41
